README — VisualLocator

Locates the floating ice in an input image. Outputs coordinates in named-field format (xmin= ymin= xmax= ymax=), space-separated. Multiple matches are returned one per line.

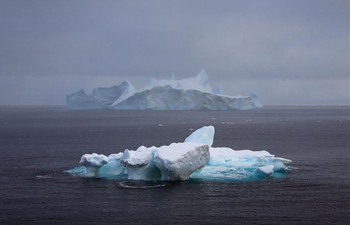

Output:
xmin=190 ymin=147 xmax=292 ymax=181
xmin=77 ymin=153 xmax=108 ymax=177
xmin=66 ymin=70 xmax=262 ymax=110
xmin=67 ymin=126 xmax=291 ymax=182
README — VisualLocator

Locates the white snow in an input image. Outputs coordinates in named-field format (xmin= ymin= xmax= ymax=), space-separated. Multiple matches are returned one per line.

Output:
xmin=120 ymin=146 xmax=160 ymax=180
xmin=121 ymin=146 xmax=154 ymax=167
xmin=78 ymin=153 xmax=109 ymax=177
xmin=79 ymin=153 xmax=108 ymax=168
xmin=68 ymin=126 xmax=291 ymax=181
xmin=154 ymin=143 xmax=210 ymax=180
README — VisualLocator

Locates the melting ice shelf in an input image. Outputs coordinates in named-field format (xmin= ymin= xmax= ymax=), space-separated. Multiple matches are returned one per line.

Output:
xmin=66 ymin=69 xmax=263 ymax=110
xmin=67 ymin=126 xmax=292 ymax=182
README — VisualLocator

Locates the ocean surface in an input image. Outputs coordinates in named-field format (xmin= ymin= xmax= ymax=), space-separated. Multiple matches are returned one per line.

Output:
xmin=0 ymin=106 xmax=349 ymax=225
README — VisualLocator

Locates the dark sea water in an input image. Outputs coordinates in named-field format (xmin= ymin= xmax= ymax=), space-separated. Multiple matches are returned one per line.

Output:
xmin=0 ymin=106 xmax=349 ymax=225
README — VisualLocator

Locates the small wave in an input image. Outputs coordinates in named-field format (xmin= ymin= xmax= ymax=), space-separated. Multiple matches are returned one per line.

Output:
xmin=36 ymin=175 xmax=52 ymax=179
xmin=118 ymin=180 xmax=167 ymax=189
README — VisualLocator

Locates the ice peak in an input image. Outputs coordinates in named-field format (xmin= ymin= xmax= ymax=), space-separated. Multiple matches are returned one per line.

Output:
xmin=120 ymin=80 xmax=132 ymax=87
xmin=184 ymin=126 xmax=215 ymax=147
xmin=196 ymin=68 xmax=209 ymax=85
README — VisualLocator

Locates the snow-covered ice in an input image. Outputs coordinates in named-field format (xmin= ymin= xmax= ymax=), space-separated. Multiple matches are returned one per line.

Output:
xmin=154 ymin=143 xmax=210 ymax=181
xmin=67 ymin=126 xmax=291 ymax=182
xmin=66 ymin=69 xmax=263 ymax=110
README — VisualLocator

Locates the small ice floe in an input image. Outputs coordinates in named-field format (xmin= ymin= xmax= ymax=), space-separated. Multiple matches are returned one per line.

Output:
xmin=36 ymin=175 xmax=52 ymax=179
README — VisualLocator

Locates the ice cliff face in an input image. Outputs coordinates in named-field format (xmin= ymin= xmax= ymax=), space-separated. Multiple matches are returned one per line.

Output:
xmin=66 ymin=81 xmax=135 ymax=109
xmin=66 ymin=69 xmax=262 ymax=110
xmin=111 ymin=86 xmax=258 ymax=110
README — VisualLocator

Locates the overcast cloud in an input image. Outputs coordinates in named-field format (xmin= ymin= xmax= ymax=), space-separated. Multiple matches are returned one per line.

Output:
xmin=0 ymin=0 xmax=348 ymax=105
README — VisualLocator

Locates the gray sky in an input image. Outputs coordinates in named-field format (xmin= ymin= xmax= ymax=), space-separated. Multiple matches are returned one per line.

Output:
xmin=0 ymin=0 xmax=349 ymax=105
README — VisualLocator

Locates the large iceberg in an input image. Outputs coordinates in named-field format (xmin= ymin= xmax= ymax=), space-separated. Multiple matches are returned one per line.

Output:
xmin=66 ymin=69 xmax=262 ymax=110
xmin=67 ymin=126 xmax=291 ymax=182
xmin=111 ymin=86 xmax=259 ymax=110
